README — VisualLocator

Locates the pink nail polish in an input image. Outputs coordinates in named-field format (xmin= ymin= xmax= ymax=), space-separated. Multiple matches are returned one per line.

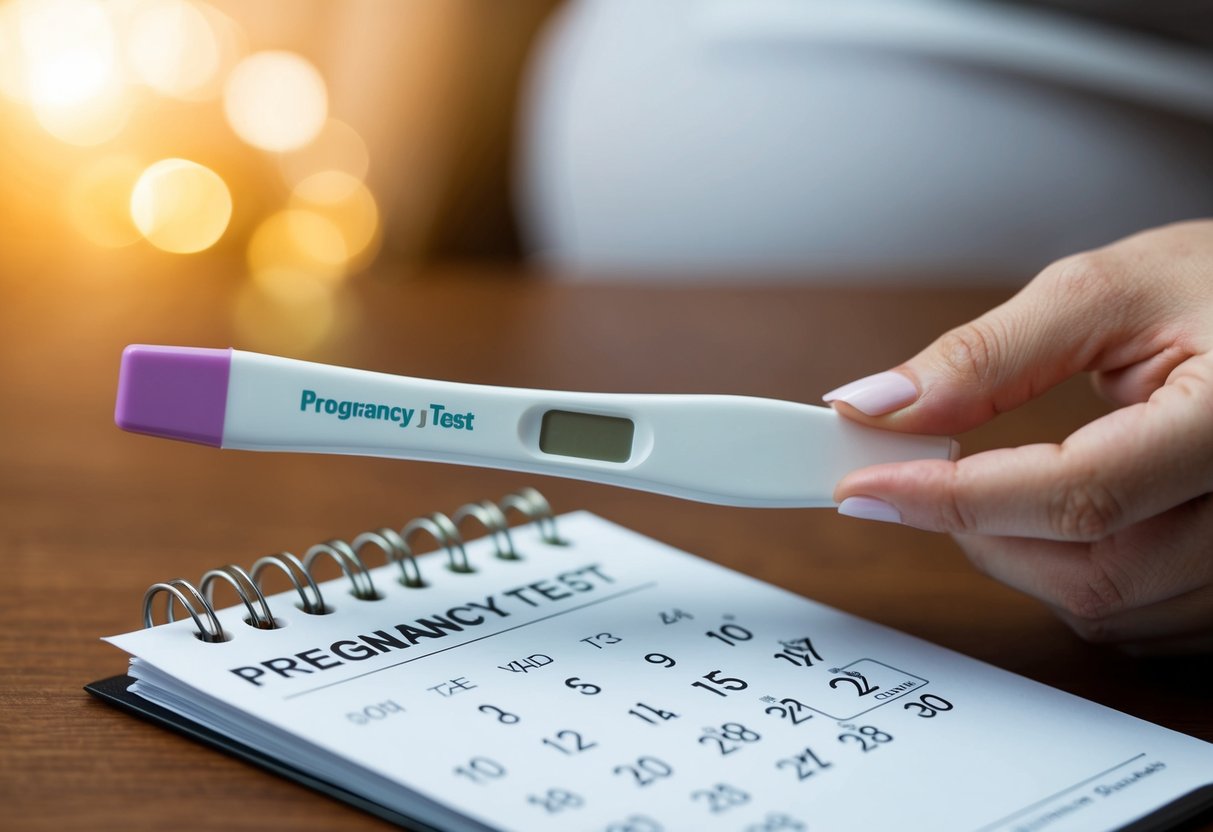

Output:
xmin=823 ymin=371 xmax=918 ymax=416
xmin=837 ymin=496 xmax=902 ymax=524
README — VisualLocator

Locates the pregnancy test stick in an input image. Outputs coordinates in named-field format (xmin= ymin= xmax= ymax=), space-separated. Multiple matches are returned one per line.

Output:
xmin=114 ymin=345 xmax=955 ymax=508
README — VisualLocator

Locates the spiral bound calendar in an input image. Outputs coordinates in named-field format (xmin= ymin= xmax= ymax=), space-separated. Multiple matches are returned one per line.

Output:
xmin=91 ymin=490 xmax=1213 ymax=832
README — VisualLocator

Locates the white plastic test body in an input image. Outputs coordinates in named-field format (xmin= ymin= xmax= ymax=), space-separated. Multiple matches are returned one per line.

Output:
xmin=115 ymin=346 xmax=955 ymax=508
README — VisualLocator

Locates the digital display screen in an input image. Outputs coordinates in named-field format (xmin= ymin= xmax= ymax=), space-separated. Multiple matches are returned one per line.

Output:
xmin=539 ymin=410 xmax=634 ymax=463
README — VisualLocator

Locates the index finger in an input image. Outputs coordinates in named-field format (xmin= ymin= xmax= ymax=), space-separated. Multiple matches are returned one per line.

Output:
xmin=825 ymin=225 xmax=1211 ymax=436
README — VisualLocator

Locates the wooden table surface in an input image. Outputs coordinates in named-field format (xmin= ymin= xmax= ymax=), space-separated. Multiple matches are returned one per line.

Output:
xmin=1 ymin=255 xmax=1209 ymax=831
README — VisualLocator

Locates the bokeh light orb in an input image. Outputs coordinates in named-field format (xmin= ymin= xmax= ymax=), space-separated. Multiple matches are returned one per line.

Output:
xmin=32 ymin=81 xmax=131 ymax=145
xmin=290 ymin=170 xmax=380 ymax=264
xmin=127 ymin=0 xmax=221 ymax=100
xmin=18 ymin=0 xmax=116 ymax=109
xmin=224 ymin=50 xmax=327 ymax=152
xmin=247 ymin=209 xmax=348 ymax=284
xmin=15 ymin=0 xmax=131 ymax=144
xmin=130 ymin=158 xmax=232 ymax=253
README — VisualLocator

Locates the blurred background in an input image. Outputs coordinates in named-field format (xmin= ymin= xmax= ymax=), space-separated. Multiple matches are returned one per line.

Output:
xmin=0 ymin=0 xmax=554 ymax=360
xmin=3 ymin=5 xmax=1213 ymax=826
xmin=1 ymin=0 xmax=1211 ymax=358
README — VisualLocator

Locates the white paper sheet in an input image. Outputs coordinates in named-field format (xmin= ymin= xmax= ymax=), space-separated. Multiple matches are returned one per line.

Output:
xmin=106 ymin=512 xmax=1213 ymax=832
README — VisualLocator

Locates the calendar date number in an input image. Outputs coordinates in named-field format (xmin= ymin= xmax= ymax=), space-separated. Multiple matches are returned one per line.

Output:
xmin=698 ymin=722 xmax=761 ymax=755
xmin=527 ymin=787 xmax=584 ymax=813
xmin=903 ymin=693 xmax=955 ymax=718
xmin=613 ymin=756 xmax=674 ymax=787
xmin=692 ymin=782 xmax=751 ymax=813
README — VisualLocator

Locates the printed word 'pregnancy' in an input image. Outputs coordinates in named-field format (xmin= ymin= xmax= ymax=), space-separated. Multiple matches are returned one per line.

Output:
xmin=229 ymin=564 xmax=614 ymax=687
xmin=300 ymin=389 xmax=475 ymax=430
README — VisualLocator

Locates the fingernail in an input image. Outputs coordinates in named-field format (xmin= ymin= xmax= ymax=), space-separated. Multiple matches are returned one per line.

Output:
xmin=823 ymin=371 xmax=919 ymax=416
xmin=837 ymin=496 xmax=902 ymax=524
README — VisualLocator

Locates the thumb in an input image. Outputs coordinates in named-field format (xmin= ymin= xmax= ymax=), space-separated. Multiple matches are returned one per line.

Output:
xmin=823 ymin=256 xmax=1145 ymax=435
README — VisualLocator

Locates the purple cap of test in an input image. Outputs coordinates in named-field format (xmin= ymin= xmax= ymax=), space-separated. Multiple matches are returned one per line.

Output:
xmin=114 ymin=345 xmax=232 ymax=447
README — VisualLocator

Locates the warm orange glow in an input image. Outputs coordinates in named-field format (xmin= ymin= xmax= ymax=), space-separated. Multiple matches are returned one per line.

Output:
xmin=167 ymin=2 xmax=248 ymax=102
xmin=130 ymin=158 xmax=232 ymax=253
xmin=18 ymin=0 xmax=117 ymax=108
xmin=65 ymin=155 xmax=145 ymax=248
xmin=278 ymin=118 xmax=371 ymax=187
xmin=252 ymin=266 xmax=334 ymax=305
xmin=247 ymin=209 xmax=348 ymax=284
xmin=233 ymin=280 xmax=356 ymax=355
xmin=127 ymin=0 xmax=222 ymax=100
xmin=0 ymin=3 xmax=26 ymax=101
xmin=0 ymin=0 xmax=384 ymax=297
xmin=35 ymin=81 xmax=132 ymax=145
xmin=290 ymin=171 xmax=380 ymax=268
xmin=13 ymin=0 xmax=132 ymax=144
xmin=224 ymin=51 xmax=327 ymax=152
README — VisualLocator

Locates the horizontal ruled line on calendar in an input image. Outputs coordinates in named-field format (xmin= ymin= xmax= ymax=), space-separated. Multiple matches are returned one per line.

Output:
xmin=282 ymin=581 xmax=659 ymax=701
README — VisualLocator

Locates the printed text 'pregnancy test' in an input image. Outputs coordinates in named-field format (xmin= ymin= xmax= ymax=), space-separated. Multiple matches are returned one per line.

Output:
xmin=114 ymin=345 xmax=955 ymax=508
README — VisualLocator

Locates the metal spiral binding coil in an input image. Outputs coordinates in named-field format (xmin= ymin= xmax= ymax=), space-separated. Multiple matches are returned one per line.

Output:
xmin=452 ymin=500 xmax=518 ymax=560
xmin=139 ymin=489 xmax=563 ymax=641
xmin=200 ymin=564 xmax=276 ymax=629
xmin=500 ymin=487 xmax=566 ymax=545
xmin=250 ymin=552 xmax=326 ymax=615
xmin=304 ymin=539 xmax=379 ymax=600
xmin=143 ymin=579 xmax=225 ymax=642
xmin=401 ymin=513 xmax=470 ymax=573
xmin=350 ymin=528 xmax=425 ymax=588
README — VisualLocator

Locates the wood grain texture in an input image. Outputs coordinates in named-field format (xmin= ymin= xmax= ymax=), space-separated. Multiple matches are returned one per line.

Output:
xmin=0 ymin=258 xmax=1209 ymax=831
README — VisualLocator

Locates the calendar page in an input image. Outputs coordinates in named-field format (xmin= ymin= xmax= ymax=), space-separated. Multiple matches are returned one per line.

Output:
xmin=106 ymin=512 xmax=1213 ymax=832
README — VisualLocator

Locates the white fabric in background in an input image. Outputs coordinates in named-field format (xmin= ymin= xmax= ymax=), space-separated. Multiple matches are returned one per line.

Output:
xmin=517 ymin=0 xmax=1213 ymax=283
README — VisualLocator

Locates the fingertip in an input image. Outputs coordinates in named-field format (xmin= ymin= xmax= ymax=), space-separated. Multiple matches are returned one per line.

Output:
xmin=824 ymin=369 xmax=979 ymax=436
xmin=822 ymin=370 xmax=919 ymax=416
xmin=837 ymin=496 xmax=903 ymax=524
xmin=834 ymin=457 xmax=966 ymax=533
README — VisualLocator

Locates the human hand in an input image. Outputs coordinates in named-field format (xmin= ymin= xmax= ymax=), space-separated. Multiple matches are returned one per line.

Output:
xmin=825 ymin=220 xmax=1213 ymax=655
